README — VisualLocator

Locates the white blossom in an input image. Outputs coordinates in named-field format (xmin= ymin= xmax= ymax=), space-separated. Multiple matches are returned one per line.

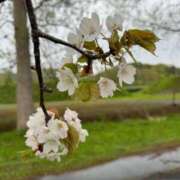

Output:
xmin=68 ymin=32 xmax=83 ymax=48
xmin=47 ymin=119 xmax=69 ymax=139
xmin=64 ymin=108 xmax=88 ymax=142
xmin=26 ymin=108 xmax=45 ymax=135
xmin=64 ymin=108 xmax=81 ymax=130
xmin=36 ymin=143 xmax=68 ymax=162
xmin=43 ymin=139 xmax=60 ymax=154
xmin=25 ymin=135 xmax=39 ymax=151
xmin=79 ymin=129 xmax=89 ymax=143
xmin=25 ymin=107 xmax=88 ymax=162
xmin=117 ymin=61 xmax=136 ymax=87
xmin=25 ymin=129 xmax=34 ymax=138
xmin=36 ymin=127 xmax=50 ymax=143
xmin=64 ymin=108 xmax=78 ymax=123
xmin=35 ymin=141 xmax=69 ymax=162
xmin=56 ymin=67 xmax=78 ymax=96
xmin=106 ymin=14 xmax=123 ymax=32
xmin=36 ymin=151 xmax=61 ymax=162
xmin=65 ymin=36 xmax=81 ymax=60
xmin=98 ymin=77 xmax=117 ymax=98
xmin=79 ymin=13 xmax=101 ymax=41
xmin=46 ymin=152 xmax=61 ymax=162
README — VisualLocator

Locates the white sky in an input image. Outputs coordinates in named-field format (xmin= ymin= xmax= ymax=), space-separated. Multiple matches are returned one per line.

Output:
xmin=0 ymin=0 xmax=180 ymax=71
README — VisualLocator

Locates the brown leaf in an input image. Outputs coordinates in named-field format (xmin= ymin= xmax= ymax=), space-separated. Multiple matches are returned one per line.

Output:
xmin=121 ymin=29 xmax=159 ymax=54
xmin=63 ymin=125 xmax=80 ymax=153
xmin=108 ymin=30 xmax=121 ymax=55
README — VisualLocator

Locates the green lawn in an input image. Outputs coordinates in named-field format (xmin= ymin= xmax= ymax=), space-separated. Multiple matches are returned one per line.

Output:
xmin=1 ymin=114 xmax=180 ymax=180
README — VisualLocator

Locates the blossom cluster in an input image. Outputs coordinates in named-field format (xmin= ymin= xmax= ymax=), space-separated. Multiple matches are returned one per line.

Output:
xmin=56 ymin=13 xmax=137 ymax=98
xmin=25 ymin=107 xmax=88 ymax=161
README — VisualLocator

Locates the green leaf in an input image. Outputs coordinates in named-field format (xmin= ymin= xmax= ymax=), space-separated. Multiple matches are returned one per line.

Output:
xmin=75 ymin=83 xmax=91 ymax=101
xmin=89 ymin=82 xmax=100 ymax=100
xmin=74 ymin=82 xmax=99 ymax=101
xmin=77 ymin=56 xmax=88 ymax=64
xmin=63 ymin=63 xmax=78 ymax=74
xmin=121 ymin=29 xmax=159 ymax=54
xmin=108 ymin=30 xmax=121 ymax=55
xmin=83 ymin=41 xmax=97 ymax=50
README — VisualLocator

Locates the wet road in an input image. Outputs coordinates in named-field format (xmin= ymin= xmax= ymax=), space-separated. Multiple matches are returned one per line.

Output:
xmin=39 ymin=148 xmax=180 ymax=180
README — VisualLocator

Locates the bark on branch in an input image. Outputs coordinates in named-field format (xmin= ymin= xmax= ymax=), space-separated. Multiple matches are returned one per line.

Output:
xmin=25 ymin=0 xmax=50 ymax=122
xmin=38 ymin=31 xmax=111 ymax=60
xmin=0 ymin=0 xmax=6 ymax=3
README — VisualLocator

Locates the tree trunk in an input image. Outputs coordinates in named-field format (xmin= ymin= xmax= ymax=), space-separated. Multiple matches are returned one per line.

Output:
xmin=13 ymin=0 xmax=34 ymax=129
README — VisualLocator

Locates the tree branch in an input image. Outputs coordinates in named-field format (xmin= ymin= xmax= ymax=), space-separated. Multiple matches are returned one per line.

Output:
xmin=25 ymin=0 xmax=112 ymax=123
xmin=38 ymin=31 xmax=111 ymax=60
xmin=0 ymin=0 xmax=6 ymax=3
xmin=34 ymin=0 xmax=51 ymax=11
xmin=25 ymin=0 xmax=50 ymax=122
xmin=149 ymin=22 xmax=180 ymax=32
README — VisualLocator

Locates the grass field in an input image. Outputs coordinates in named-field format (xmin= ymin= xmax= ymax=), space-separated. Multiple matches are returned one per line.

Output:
xmin=1 ymin=114 xmax=180 ymax=180
xmin=1 ymin=78 xmax=180 ymax=104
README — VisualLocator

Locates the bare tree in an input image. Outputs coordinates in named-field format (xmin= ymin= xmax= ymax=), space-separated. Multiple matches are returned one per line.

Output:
xmin=132 ymin=0 xmax=180 ymax=34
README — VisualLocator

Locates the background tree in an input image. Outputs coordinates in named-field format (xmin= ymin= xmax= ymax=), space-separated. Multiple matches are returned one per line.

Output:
xmin=13 ymin=0 xmax=33 ymax=129
xmin=134 ymin=0 xmax=180 ymax=34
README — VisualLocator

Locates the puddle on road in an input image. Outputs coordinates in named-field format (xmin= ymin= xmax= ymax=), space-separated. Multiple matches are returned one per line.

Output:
xmin=39 ymin=148 xmax=180 ymax=180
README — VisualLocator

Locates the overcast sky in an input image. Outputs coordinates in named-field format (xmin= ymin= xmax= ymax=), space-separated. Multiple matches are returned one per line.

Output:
xmin=0 ymin=0 xmax=180 ymax=72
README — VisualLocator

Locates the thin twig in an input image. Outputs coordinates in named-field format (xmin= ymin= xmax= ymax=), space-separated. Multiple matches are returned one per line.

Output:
xmin=25 ymin=0 xmax=50 ymax=122
xmin=35 ymin=0 xmax=51 ymax=11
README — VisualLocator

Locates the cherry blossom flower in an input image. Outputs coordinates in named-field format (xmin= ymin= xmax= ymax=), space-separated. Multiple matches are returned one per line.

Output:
xmin=27 ymin=108 xmax=45 ymax=128
xmin=64 ymin=108 xmax=88 ymax=142
xmin=64 ymin=108 xmax=78 ymax=122
xmin=35 ymin=143 xmax=68 ymax=162
xmin=47 ymin=119 xmax=69 ymax=139
xmin=25 ymin=107 xmax=88 ymax=161
xmin=25 ymin=108 xmax=68 ymax=161
xmin=79 ymin=129 xmax=89 ymax=143
xmin=36 ymin=119 xmax=68 ymax=144
xmin=37 ymin=126 xmax=50 ymax=143
xmin=106 ymin=14 xmax=123 ymax=32
xmin=117 ymin=61 xmax=136 ymax=87
xmin=68 ymin=32 xmax=83 ymax=48
xmin=25 ymin=135 xmax=39 ymax=151
xmin=65 ymin=34 xmax=82 ymax=59
xmin=43 ymin=139 xmax=60 ymax=154
xmin=64 ymin=108 xmax=81 ymax=130
xmin=26 ymin=108 xmax=46 ymax=135
xmin=97 ymin=77 xmax=117 ymax=98
xmin=79 ymin=13 xmax=101 ymax=41
xmin=56 ymin=67 xmax=78 ymax=96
